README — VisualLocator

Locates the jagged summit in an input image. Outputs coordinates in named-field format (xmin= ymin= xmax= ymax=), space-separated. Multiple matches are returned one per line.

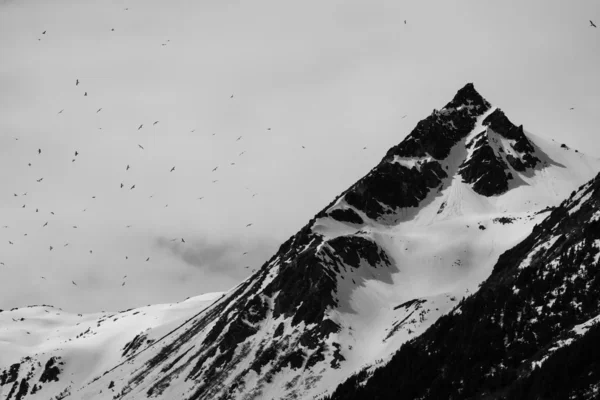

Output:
xmin=442 ymin=82 xmax=491 ymax=111
xmin=387 ymin=83 xmax=490 ymax=160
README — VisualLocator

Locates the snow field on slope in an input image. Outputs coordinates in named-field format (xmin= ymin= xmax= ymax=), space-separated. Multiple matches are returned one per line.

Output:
xmin=0 ymin=292 xmax=221 ymax=400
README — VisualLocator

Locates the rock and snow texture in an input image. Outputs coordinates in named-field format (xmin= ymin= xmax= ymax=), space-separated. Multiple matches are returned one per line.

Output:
xmin=2 ymin=83 xmax=600 ymax=400
xmin=327 ymin=170 xmax=600 ymax=400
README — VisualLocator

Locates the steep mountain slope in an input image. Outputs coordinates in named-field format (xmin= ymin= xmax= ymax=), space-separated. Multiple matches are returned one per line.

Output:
xmin=2 ymin=83 xmax=599 ymax=400
xmin=327 ymin=171 xmax=600 ymax=400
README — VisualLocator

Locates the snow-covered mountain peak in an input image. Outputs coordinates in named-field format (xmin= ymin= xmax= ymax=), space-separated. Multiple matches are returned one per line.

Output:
xmin=2 ymin=83 xmax=599 ymax=400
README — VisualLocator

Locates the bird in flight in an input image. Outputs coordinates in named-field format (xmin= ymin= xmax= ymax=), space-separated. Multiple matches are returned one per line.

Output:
xmin=236 ymin=136 xmax=242 ymax=141
xmin=73 ymin=225 xmax=78 ymax=228
xmin=43 ymin=31 xmax=46 ymax=34
xmin=49 ymin=246 xmax=53 ymax=251
xmin=76 ymin=79 xmax=79 ymax=86
xmin=130 ymin=184 xmax=136 ymax=190
xmin=43 ymin=222 xmax=48 ymax=227
xmin=267 ymin=128 xmax=271 ymax=131
xmin=58 ymin=109 xmax=64 ymax=115
xmin=181 ymin=238 xmax=185 ymax=243
xmin=197 ymin=196 xmax=204 ymax=200
xmin=170 ymin=166 xmax=175 ymax=172
xmin=146 ymin=257 xmax=150 ymax=261
xmin=84 ymin=92 xmax=88 ymax=96
xmin=75 ymin=151 xmax=78 ymax=156
xmin=120 ymin=183 xmax=124 ymax=188
xmin=138 ymin=144 xmax=144 ymax=150
xmin=126 ymin=165 xmax=130 ymax=171
xmin=153 ymin=121 xmax=159 ymax=125
xmin=212 ymin=180 xmax=218 ymax=183
xmin=212 ymin=166 xmax=218 ymax=172
xmin=97 ymin=108 xmax=102 ymax=113
xmin=401 ymin=115 xmax=407 ymax=119
xmin=591 ymin=20 xmax=597 ymax=28
xmin=122 ymin=282 xmax=126 ymax=286
xmin=138 ymin=124 xmax=143 ymax=130
xmin=230 ymin=94 xmax=234 ymax=98
xmin=64 ymin=243 xmax=69 ymax=247
xmin=72 ymin=281 xmax=77 ymax=286
xmin=8 ymin=241 xmax=13 ymax=245
xmin=38 ymin=149 xmax=41 ymax=155
xmin=246 ymin=223 xmax=253 ymax=227
xmin=37 ymin=178 xmax=43 ymax=182
xmin=570 ymin=108 xmax=575 ymax=110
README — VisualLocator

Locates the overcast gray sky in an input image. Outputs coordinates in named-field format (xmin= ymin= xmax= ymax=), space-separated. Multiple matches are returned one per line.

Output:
xmin=0 ymin=0 xmax=599 ymax=312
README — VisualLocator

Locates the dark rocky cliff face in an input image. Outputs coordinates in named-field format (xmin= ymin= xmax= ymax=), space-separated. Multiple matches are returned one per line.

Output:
xmin=483 ymin=108 xmax=539 ymax=171
xmin=458 ymin=108 xmax=541 ymax=196
xmin=459 ymin=131 xmax=513 ymax=196
xmin=344 ymin=83 xmax=491 ymax=220
xmin=327 ymin=173 xmax=600 ymax=400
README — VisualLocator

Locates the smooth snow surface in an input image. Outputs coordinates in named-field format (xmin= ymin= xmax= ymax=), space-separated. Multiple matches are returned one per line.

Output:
xmin=0 ymin=292 xmax=222 ymax=400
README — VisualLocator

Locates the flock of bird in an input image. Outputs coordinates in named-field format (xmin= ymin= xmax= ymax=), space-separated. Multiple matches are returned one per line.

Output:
xmin=2 ymin=11 xmax=597 ymax=296
xmin=2 ymin=12 xmax=281 ymax=290
xmin=3 ymin=78 xmax=263 ymax=286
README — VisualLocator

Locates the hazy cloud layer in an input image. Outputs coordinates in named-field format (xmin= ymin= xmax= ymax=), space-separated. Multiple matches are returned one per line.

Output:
xmin=155 ymin=235 xmax=278 ymax=279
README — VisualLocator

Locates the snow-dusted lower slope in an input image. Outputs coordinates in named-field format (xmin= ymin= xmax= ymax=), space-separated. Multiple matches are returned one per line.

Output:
xmin=0 ymin=292 xmax=222 ymax=400
xmin=2 ymin=83 xmax=599 ymax=400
